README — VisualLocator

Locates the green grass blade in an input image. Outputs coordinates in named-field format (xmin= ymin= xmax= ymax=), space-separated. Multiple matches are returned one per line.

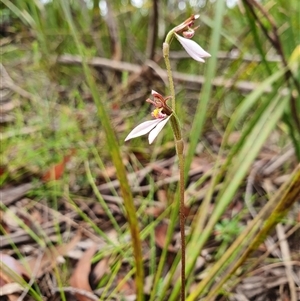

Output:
xmin=58 ymin=2 xmax=144 ymax=300
xmin=185 ymin=91 xmax=289 ymax=300
xmin=184 ymin=0 xmax=226 ymax=182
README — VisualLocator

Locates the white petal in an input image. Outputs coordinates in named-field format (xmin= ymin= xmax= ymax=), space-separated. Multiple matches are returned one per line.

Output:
xmin=175 ymin=34 xmax=211 ymax=62
xmin=148 ymin=116 xmax=171 ymax=144
xmin=125 ymin=119 xmax=163 ymax=141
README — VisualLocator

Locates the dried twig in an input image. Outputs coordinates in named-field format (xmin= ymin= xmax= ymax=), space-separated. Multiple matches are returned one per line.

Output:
xmin=276 ymin=224 xmax=298 ymax=301
xmin=0 ymin=64 xmax=40 ymax=104
xmin=51 ymin=287 xmax=99 ymax=301
xmin=57 ymin=54 xmax=273 ymax=93
xmin=263 ymin=147 xmax=295 ymax=176
xmin=1 ymin=183 xmax=34 ymax=206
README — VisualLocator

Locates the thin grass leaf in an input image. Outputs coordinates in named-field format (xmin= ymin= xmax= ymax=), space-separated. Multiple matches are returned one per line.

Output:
xmin=204 ymin=163 xmax=300 ymax=300
xmin=184 ymin=0 xmax=226 ymax=183
xmin=58 ymin=2 xmax=144 ymax=300
xmin=186 ymin=92 xmax=290 ymax=300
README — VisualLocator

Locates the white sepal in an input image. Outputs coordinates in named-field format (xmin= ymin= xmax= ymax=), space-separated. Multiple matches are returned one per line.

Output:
xmin=175 ymin=33 xmax=211 ymax=62
xmin=125 ymin=119 xmax=163 ymax=141
xmin=125 ymin=115 xmax=171 ymax=144
xmin=148 ymin=116 xmax=171 ymax=144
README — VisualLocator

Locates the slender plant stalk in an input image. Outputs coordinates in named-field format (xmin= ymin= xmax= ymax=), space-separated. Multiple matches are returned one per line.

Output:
xmin=171 ymin=125 xmax=186 ymax=301
xmin=163 ymin=42 xmax=176 ymax=109
xmin=162 ymin=13 xmax=212 ymax=300
xmin=150 ymin=41 xmax=183 ymax=301
xmin=177 ymin=143 xmax=186 ymax=301
xmin=164 ymin=39 xmax=186 ymax=300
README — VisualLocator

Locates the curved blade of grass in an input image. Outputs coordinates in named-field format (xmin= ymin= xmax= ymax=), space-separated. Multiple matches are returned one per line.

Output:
xmin=84 ymin=160 xmax=122 ymax=234
xmin=223 ymin=66 xmax=288 ymax=144
xmin=2 ymin=0 xmax=35 ymax=27
xmin=59 ymin=2 xmax=144 ymax=300
xmin=242 ymin=0 xmax=300 ymax=160
xmin=186 ymin=68 xmax=288 ymax=258
xmin=173 ymin=85 xmax=288 ymax=300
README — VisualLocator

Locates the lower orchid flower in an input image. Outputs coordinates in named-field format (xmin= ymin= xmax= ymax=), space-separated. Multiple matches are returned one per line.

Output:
xmin=125 ymin=90 xmax=172 ymax=144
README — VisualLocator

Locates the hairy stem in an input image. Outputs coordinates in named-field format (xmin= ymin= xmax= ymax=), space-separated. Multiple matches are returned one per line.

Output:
xmin=177 ymin=140 xmax=186 ymax=301
xmin=163 ymin=42 xmax=176 ymax=110
xmin=166 ymin=37 xmax=186 ymax=298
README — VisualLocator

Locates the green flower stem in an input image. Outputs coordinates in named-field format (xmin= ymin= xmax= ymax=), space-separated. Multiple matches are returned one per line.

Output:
xmin=149 ymin=113 xmax=185 ymax=301
xmin=165 ymin=29 xmax=175 ymax=45
xmin=164 ymin=33 xmax=186 ymax=301
xmin=170 ymin=114 xmax=182 ymax=140
xmin=163 ymin=42 xmax=176 ymax=110
xmin=176 ymin=139 xmax=186 ymax=301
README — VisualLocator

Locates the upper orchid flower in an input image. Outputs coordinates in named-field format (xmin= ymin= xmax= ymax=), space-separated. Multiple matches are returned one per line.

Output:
xmin=173 ymin=14 xmax=200 ymax=36
xmin=125 ymin=90 xmax=172 ymax=144
xmin=175 ymin=33 xmax=211 ymax=62
xmin=173 ymin=14 xmax=211 ymax=62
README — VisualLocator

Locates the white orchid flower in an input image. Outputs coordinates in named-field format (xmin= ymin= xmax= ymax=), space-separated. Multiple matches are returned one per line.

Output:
xmin=175 ymin=33 xmax=211 ymax=62
xmin=171 ymin=14 xmax=211 ymax=62
xmin=125 ymin=90 xmax=173 ymax=144
xmin=125 ymin=114 xmax=171 ymax=144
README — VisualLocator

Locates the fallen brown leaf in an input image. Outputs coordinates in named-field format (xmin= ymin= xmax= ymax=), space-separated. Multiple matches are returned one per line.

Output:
xmin=27 ymin=231 xmax=81 ymax=277
xmin=42 ymin=150 xmax=75 ymax=182
xmin=70 ymin=244 xmax=97 ymax=301
xmin=91 ymin=256 xmax=109 ymax=284
xmin=145 ymin=204 xmax=165 ymax=217
xmin=0 ymin=253 xmax=30 ymax=301
xmin=155 ymin=223 xmax=177 ymax=252
xmin=117 ymin=273 xmax=136 ymax=296
xmin=0 ymin=283 xmax=23 ymax=295
xmin=0 ymin=253 xmax=30 ymax=285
